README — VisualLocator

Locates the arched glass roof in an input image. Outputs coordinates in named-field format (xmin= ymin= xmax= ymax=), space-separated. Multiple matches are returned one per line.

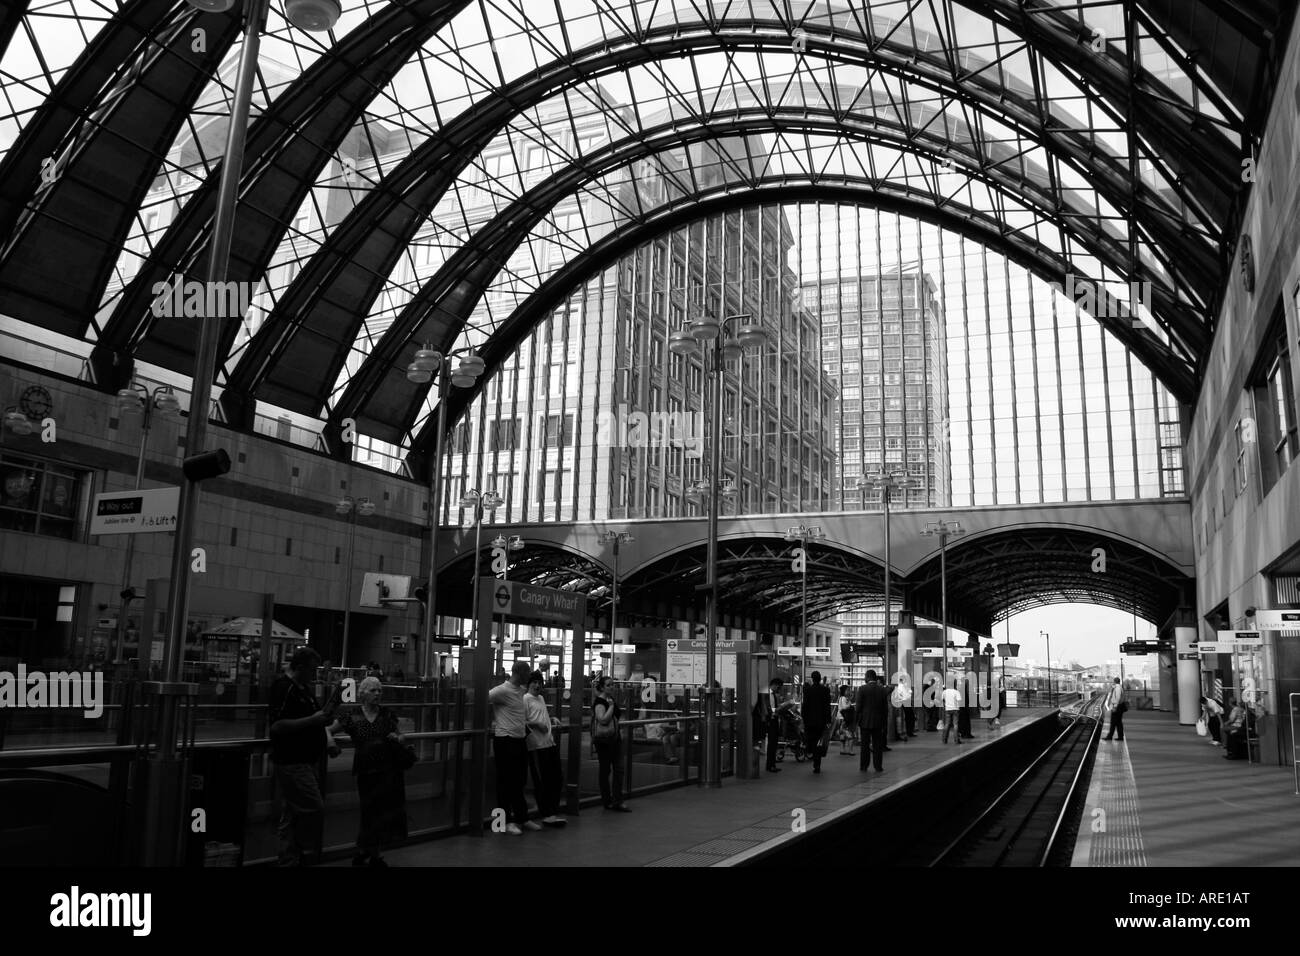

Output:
xmin=0 ymin=0 xmax=1292 ymax=466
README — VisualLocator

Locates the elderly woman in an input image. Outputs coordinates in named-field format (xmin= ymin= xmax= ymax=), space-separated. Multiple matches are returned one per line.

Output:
xmin=327 ymin=676 xmax=409 ymax=866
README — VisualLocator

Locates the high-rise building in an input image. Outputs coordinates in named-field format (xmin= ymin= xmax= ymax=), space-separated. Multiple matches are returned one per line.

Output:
xmin=803 ymin=268 xmax=950 ymax=661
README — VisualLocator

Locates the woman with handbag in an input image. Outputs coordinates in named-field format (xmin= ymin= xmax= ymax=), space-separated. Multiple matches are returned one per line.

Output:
xmin=328 ymin=676 xmax=410 ymax=866
xmin=591 ymin=677 xmax=630 ymax=812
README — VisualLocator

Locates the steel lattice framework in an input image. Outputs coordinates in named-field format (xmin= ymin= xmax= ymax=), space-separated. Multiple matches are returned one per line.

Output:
xmin=0 ymin=0 xmax=1292 ymax=444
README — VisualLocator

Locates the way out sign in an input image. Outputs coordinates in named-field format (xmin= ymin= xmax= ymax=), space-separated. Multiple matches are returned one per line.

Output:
xmin=89 ymin=486 xmax=179 ymax=534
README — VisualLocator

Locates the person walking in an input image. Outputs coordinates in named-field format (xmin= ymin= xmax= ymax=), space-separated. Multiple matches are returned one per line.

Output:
xmin=802 ymin=672 xmax=832 ymax=773
xmin=1103 ymin=677 xmax=1126 ymax=741
xmin=592 ymin=676 xmax=630 ymax=811
xmin=856 ymin=670 xmax=889 ymax=771
xmin=328 ymin=676 xmax=408 ymax=866
xmin=941 ymin=678 xmax=963 ymax=744
xmin=524 ymin=670 xmax=567 ymax=826
xmin=1201 ymin=695 xmax=1223 ymax=747
xmin=837 ymin=684 xmax=857 ymax=756
xmin=268 ymin=646 xmax=339 ymax=866
xmin=488 ymin=660 xmax=536 ymax=833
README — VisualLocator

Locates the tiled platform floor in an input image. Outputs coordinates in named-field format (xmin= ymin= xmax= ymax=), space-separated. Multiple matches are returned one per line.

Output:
xmin=1072 ymin=709 xmax=1299 ymax=867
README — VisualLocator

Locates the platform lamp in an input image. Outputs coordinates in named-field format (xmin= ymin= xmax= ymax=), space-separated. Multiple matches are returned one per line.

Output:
xmin=406 ymin=345 xmax=486 ymax=679
xmin=671 ymin=309 xmax=769 ymax=788
xmin=858 ymin=469 xmax=917 ymax=681
xmin=1039 ymin=630 xmax=1053 ymax=708
xmin=600 ymin=530 xmax=635 ymax=671
xmin=784 ymin=525 xmax=824 ymax=695
xmin=335 ymin=495 xmax=376 ymax=667
xmin=460 ymin=488 xmax=503 ymax=648
xmin=920 ymin=519 xmax=965 ymax=694
xmin=110 ymin=383 xmax=181 ymax=664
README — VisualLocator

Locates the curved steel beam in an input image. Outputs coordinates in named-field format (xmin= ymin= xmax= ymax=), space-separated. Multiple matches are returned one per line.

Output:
xmin=0 ymin=0 xmax=176 ymax=241
xmin=343 ymin=110 xmax=1206 ymax=444
xmin=400 ymin=177 xmax=1198 ymax=473
xmin=91 ymin=0 xmax=471 ymax=384
xmin=227 ymin=19 xmax=1217 ymax=425
xmin=0 ymin=2 xmax=242 ymax=337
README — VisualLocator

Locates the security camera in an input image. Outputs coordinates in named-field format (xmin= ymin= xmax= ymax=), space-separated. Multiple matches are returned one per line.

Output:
xmin=185 ymin=0 xmax=236 ymax=12
xmin=1244 ymin=606 xmax=1257 ymax=617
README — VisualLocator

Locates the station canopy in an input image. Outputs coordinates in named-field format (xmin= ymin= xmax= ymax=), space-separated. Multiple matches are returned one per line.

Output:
xmin=0 ymin=0 xmax=1292 ymax=464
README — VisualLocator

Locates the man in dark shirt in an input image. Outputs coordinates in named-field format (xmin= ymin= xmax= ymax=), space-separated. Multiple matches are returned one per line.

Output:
xmin=268 ymin=646 xmax=337 ymax=865
xmin=802 ymin=672 xmax=832 ymax=773
xmin=855 ymin=670 xmax=890 ymax=771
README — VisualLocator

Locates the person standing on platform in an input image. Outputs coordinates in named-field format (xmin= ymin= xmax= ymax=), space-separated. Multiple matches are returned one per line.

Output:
xmin=802 ymin=671 xmax=832 ymax=773
xmin=489 ymin=660 xmax=536 ymax=833
xmin=1201 ymin=695 xmax=1223 ymax=747
xmin=328 ymin=676 xmax=408 ymax=866
xmin=941 ymin=678 xmax=963 ymax=745
xmin=837 ymin=684 xmax=857 ymax=756
xmin=524 ymin=670 xmax=567 ymax=826
xmin=756 ymin=677 xmax=787 ymax=772
xmin=891 ymin=677 xmax=910 ymax=742
xmin=1103 ymin=677 xmax=1126 ymax=741
xmin=856 ymin=670 xmax=889 ymax=771
xmin=592 ymin=676 xmax=630 ymax=811
xmin=268 ymin=646 xmax=338 ymax=866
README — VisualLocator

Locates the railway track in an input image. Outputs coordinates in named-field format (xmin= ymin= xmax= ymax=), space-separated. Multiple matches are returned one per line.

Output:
xmin=929 ymin=698 xmax=1104 ymax=867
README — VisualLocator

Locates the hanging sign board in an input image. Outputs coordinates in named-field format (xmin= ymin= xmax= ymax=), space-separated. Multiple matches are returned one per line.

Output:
xmin=90 ymin=487 xmax=179 ymax=535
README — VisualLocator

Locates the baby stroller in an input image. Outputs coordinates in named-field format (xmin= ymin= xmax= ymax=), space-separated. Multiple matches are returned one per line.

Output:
xmin=775 ymin=702 xmax=808 ymax=762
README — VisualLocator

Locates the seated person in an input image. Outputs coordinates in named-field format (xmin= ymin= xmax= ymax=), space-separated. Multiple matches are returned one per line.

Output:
xmin=661 ymin=720 xmax=683 ymax=764
xmin=1222 ymin=698 xmax=1248 ymax=759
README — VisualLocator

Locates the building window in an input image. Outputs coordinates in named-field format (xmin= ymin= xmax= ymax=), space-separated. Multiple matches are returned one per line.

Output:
xmin=541 ymin=413 xmax=574 ymax=448
xmin=1250 ymin=303 xmax=1299 ymax=492
xmin=0 ymin=454 xmax=86 ymax=540
xmin=489 ymin=418 xmax=520 ymax=452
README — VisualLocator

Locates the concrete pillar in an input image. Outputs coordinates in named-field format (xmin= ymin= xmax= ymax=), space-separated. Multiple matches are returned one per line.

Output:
xmin=1174 ymin=622 xmax=1200 ymax=725
xmin=895 ymin=624 xmax=917 ymax=681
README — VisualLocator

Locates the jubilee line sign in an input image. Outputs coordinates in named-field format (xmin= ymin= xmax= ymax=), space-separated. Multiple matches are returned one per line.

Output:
xmin=89 ymin=487 xmax=179 ymax=535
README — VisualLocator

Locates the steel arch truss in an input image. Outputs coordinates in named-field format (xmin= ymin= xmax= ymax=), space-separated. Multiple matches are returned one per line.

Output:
xmin=905 ymin=527 xmax=1193 ymax=633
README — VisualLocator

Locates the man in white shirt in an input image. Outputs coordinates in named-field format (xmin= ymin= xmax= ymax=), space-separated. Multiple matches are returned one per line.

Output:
xmin=488 ymin=660 xmax=536 ymax=833
xmin=1103 ymin=677 xmax=1126 ymax=741
xmin=941 ymin=679 xmax=963 ymax=745
xmin=525 ymin=670 xmax=567 ymax=826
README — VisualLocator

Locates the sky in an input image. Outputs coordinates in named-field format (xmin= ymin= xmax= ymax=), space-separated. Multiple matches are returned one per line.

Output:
xmin=995 ymin=602 xmax=1160 ymax=670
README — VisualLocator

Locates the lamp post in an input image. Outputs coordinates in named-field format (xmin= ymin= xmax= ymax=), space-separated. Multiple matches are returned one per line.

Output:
xmin=670 ymin=310 xmax=769 ymax=788
xmin=460 ymin=488 xmax=503 ymax=648
xmin=335 ymin=495 xmax=375 ymax=667
xmin=406 ymin=345 xmax=486 ymax=679
xmin=920 ymin=519 xmax=965 ymax=694
xmin=859 ymin=469 xmax=917 ymax=681
xmin=600 ymin=531 xmax=635 ymax=670
xmin=140 ymin=0 xmax=339 ymax=869
xmin=110 ymin=383 xmax=181 ymax=664
xmin=784 ymin=525 xmax=824 ymax=693
xmin=1040 ymin=630 xmax=1053 ymax=708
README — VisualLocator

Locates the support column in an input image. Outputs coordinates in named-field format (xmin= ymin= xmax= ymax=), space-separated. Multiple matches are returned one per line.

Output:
xmin=1173 ymin=608 xmax=1199 ymax=725
xmin=894 ymin=609 xmax=917 ymax=679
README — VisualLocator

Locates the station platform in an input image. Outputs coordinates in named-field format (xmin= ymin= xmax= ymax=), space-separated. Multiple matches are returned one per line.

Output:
xmin=1072 ymin=710 xmax=1300 ymax=867
xmin=329 ymin=713 xmax=1037 ymax=867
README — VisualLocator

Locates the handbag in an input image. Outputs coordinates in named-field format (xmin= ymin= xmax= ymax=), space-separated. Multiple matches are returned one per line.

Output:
xmin=387 ymin=738 xmax=417 ymax=771
xmin=1196 ymin=717 xmax=1208 ymax=737
xmin=592 ymin=698 xmax=619 ymax=739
